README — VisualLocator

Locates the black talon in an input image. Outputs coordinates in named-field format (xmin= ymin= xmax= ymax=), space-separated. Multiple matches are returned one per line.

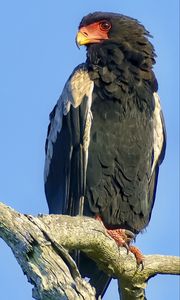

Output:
xmin=139 ymin=260 xmax=144 ymax=270
xmin=124 ymin=242 xmax=130 ymax=254
xmin=124 ymin=229 xmax=135 ymax=240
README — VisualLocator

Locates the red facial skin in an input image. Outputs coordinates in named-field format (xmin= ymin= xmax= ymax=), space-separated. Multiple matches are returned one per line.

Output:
xmin=78 ymin=20 xmax=111 ymax=44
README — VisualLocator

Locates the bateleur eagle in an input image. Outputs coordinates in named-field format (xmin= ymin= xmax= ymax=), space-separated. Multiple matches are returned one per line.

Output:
xmin=44 ymin=12 xmax=166 ymax=298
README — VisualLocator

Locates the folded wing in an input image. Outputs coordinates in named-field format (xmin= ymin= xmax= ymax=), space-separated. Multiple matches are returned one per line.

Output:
xmin=44 ymin=64 xmax=94 ymax=215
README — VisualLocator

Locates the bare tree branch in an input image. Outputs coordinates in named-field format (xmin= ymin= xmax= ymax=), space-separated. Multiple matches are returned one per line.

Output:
xmin=0 ymin=202 xmax=179 ymax=300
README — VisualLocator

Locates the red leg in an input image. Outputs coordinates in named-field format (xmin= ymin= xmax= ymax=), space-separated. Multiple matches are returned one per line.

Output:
xmin=95 ymin=215 xmax=144 ymax=266
xmin=129 ymin=245 xmax=144 ymax=266
xmin=106 ymin=228 xmax=129 ymax=250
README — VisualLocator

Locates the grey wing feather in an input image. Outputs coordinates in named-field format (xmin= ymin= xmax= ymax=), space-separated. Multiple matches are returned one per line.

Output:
xmin=44 ymin=63 xmax=94 ymax=214
xmin=44 ymin=64 xmax=93 ymax=182
xmin=146 ymin=92 xmax=166 ymax=225
xmin=151 ymin=92 xmax=166 ymax=174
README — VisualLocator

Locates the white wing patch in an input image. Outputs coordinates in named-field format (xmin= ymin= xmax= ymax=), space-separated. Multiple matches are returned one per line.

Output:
xmin=83 ymin=83 xmax=94 ymax=172
xmin=44 ymin=64 xmax=94 ymax=182
xmin=62 ymin=64 xmax=94 ymax=114
xmin=83 ymin=83 xmax=94 ymax=151
xmin=151 ymin=92 xmax=165 ymax=174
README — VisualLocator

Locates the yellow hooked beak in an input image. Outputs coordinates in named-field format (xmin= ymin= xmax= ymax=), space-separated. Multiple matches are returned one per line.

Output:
xmin=76 ymin=31 xmax=91 ymax=47
xmin=76 ymin=26 xmax=108 ymax=48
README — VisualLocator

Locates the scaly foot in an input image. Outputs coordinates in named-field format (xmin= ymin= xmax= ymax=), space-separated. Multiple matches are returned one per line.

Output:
xmin=95 ymin=215 xmax=144 ymax=267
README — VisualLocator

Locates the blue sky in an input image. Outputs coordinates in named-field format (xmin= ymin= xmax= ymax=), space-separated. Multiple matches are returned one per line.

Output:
xmin=0 ymin=1 xmax=179 ymax=299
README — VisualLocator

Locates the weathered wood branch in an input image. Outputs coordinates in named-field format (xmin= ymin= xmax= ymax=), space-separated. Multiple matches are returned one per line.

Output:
xmin=0 ymin=202 xmax=179 ymax=300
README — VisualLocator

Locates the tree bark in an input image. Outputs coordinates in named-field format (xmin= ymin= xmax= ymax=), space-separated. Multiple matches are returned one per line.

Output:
xmin=0 ymin=202 xmax=179 ymax=300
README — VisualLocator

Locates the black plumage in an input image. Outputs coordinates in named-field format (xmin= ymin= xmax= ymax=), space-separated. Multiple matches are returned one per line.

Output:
xmin=44 ymin=12 xmax=166 ymax=298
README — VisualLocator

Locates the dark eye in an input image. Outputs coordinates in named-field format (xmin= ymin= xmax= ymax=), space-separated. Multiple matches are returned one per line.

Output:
xmin=99 ymin=21 xmax=111 ymax=31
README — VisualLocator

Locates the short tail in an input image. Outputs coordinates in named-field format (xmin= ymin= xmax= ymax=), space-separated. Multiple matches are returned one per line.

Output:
xmin=79 ymin=252 xmax=111 ymax=298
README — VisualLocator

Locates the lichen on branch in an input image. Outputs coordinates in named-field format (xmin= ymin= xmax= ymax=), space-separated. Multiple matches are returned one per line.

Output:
xmin=0 ymin=202 xmax=179 ymax=300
